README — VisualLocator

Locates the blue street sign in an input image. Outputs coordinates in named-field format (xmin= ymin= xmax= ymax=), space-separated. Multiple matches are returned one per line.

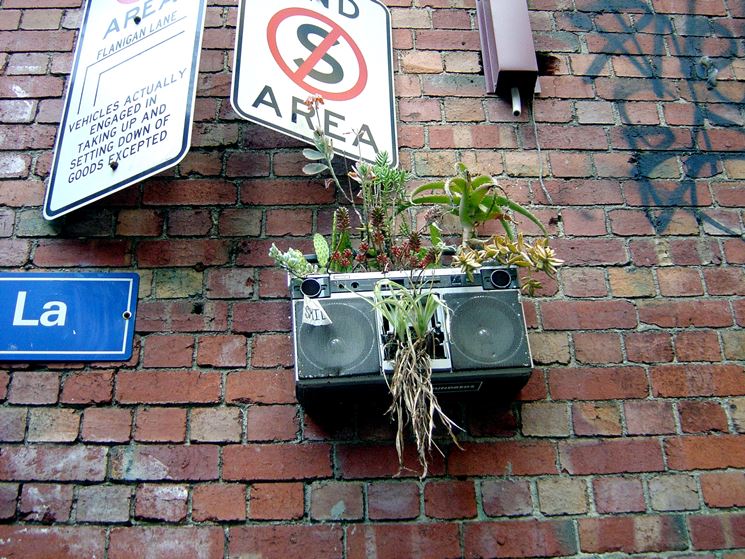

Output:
xmin=0 ymin=273 xmax=139 ymax=361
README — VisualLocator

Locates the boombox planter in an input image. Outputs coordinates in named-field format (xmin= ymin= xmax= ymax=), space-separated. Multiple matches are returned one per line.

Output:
xmin=289 ymin=265 xmax=533 ymax=403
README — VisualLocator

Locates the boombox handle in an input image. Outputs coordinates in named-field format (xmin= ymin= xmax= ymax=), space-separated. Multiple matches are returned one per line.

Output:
xmin=303 ymin=247 xmax=457 ymax=264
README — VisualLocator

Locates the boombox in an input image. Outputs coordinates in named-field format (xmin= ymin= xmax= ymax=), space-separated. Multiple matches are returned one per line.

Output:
xmin=290 ymin=267 xmax=533 ymax=402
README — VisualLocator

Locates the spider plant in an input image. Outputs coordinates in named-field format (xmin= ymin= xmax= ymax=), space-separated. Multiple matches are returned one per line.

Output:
xmin=371 ymin=278 xmax=461 ymax=477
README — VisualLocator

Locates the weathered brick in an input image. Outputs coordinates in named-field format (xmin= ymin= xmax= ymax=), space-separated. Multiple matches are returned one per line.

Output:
xmin=248 ymin=482 xmax=304 ymax=520
xmin=573 ymin=332 xmax=623 ymax=364
xmin=701 ymin=472 xmax=745 ymax=508
xmin=116 ymin=371 xmax=221 ymax=404
xmin=678 ymin=400 xmax=729 ymax=433
xmin=423 ymin=480 xmax=476 ymax=519
xmin=27 ymin=408 xmax=79 ymax=442
xmin=651 ymin=364 xmax=745 ymax=397
xmin=689 ymin=514 xmax=745 ymax=550
xmin=464 ymin=520 xmax=578 ymax=558
xmin=111 ymin=445 xmax=219 ymax=481
xmin=135 ymin=484 xmax=188 ymax=523
xmin=190 ymin=407 xmax=242 ymax=442
xmin=593 ymin=477 xmax=645 ymax=513
xmin=538 ymin=477 xmax=588 ymax=516
xmin=542 ymin=300 xmax=637 ymax=330
xmin=0 ymin=445 xmax=106 ymax=481
xmin=522 ymin=402 xmax=570 ymax=437
xmin=0 ymin=526 xmax=105 ymax=559
xmin=109 ymin=527 xmax=224 ymax=559
xmin=649 ymin=474 xmax=700 ymax=511
xmin=572 ymin=401 xmax=622 ymax=436
xmin=61 ymin=371 xmax=113 ymax=404
xmin=309 ymin=480 xmax=364 ymax=521
xmin=639 ymin=300 xmax=733 ymax=328
xmin=579 ymin=515 xmax=688 ymax=553
xmin=625 ymin=331 xmax=674 ymax=363
xmin=349 ymin=524 xmax=461 ymax=559
xmin=19 ymin=483 xmax=72 ymax=523
xmin=246 ymin=405 xmax=298 ymax=442
xmin=559 ymin=438 xmax=664 ymax=475
xmin=135 ymin=407 xmax=187 ymax=443
xmin=0 ymin=408 xmax=26 ymax=442
xmin=81 ymin=408 xmax=131 ymax=443
xmin=624 ymin=400 xmax=676 ymax=435
xmin=224 ymin=444 xmax=331 ymax=481
xmin=368 ymin=481 xmax=420 ymax=520
xmin=193 ymin=483 xmax=246 ymax=522
xmin=666 ymin=435 xmax=745 ymax=470
xmin=76 ymin=485 xmax=131 ymax=523
xmin=549 ymin=367 xmax=648 ymax=400
xmin=227 ymin=526 xmax=340 ymax=559
xmin=449 ymin=441 xmax=557 ymax=476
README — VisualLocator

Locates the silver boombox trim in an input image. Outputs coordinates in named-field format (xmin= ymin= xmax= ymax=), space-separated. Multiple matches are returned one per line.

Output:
xmin=289 ymin=267 xmax=533 ymax=400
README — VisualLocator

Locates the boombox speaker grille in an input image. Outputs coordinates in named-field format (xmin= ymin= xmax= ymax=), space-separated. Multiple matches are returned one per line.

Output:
xmin=292 ymin=296 xmax=380 ymax=379
xmin=443 ymin=290 xmax=530 ymax=370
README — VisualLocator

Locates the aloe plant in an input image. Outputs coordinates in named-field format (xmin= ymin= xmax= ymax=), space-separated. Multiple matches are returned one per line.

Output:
xmin=410 ymin=162 xmax=546 ymax=243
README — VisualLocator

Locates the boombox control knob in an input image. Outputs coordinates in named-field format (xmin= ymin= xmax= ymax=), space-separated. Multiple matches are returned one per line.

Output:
xmin=490 ymin=269 xmax=512 ymax=289
xmin=300 ymin=278 xmax=323 ymax=298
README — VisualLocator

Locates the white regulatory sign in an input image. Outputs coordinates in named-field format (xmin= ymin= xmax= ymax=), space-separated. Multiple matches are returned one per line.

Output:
xmin=231 ymin=0 xmax=398 ymax=166
xmin=44 ymin=0 xmax=207 ymax=220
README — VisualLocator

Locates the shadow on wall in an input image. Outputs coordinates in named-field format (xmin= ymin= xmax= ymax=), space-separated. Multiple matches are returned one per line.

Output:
xmin=583 ymin=0 xmax=744 ymax=235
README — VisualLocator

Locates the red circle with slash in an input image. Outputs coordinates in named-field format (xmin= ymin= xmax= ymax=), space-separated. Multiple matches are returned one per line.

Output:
xmin=267 ymin=7 xmax=368 ymax=101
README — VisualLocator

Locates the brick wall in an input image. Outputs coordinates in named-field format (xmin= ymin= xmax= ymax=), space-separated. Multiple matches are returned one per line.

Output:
xmin=0 ymin=0 xmax=744 ymax=557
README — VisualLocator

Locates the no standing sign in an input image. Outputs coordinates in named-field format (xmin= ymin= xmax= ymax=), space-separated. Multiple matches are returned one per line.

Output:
xmin=232 ymin=0 xmax=398 ymax=166
xmin=44 ymin=0 xmax=206 ymax=220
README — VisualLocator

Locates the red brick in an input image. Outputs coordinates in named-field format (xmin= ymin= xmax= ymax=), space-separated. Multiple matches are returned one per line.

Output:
xmin=640 ymin=300 xmax=733 ymax=328
xmin=701 ymin=472 xmax=745 ymax=508
xmin=704 ymin=267 xmax=745 ymax=296
xmin=135 ymin=484 xmax=188 ymax=522
xmin=593 ymin=477 xmax=645 ymax=514
xmin=337 ymin=443 xmax=445 ymax=479
xmin=251 ymin=334 xmax=293 ymax=367
xmin=193 ymin=483 xmax=246 ymax=522
xmin=0 ymin=238 xmax=29 ymax=266
xmin=678 ymin=401 xmax=729 ymax=434
xmin=464 ymin=520 xmax=577 ymax=558
xmin=657 ymin=267 xmax=704 ymax=296
xmin=166 ymin=209 xmax=213 ymax=236
xmin=205 ymin=268 xmax=256 ymax=299
xmin=368 ymin=481 xmax=420 ymax=520
xmin=542 ymin=300 xmax=636 ymax=330
xmin=538 ymin=180 xmax=622 ymax=206
xmin=143 ymin=335 xmax=194 ymax=368
xmin=143 ymin=179 xmax=237 ymax=206
xmin=0 ymin=526 xmax=105 ymax=559
xmin=666 ymin=435 xmax=745 ymax=470
xmin=190 ymin=407 xmax=242 ymax=443
xmin=246 ymin=405 xmax=298 ymax=442
xmin=689 ymin=514 xmax=745 ymax=550
xmin=248 ymin=482 xmax=304 ymax=520
xmin=8 ymin=371 xmax=59 ymax=404
xmin=549 ymin=367 xmax=648 ymax=400
xmin=608 ymin=209 xmax=657 ymax=236
xmin=61 ymin=371 xmax=113 ymax=404
xmin=170 ymin=301 xmax=229 ymax=332
xmin=136 ymin=240 xmax=229 ymax=267
xmin=448 ymin=441 xmax=557 ymax=476
xmin=226 ymin=370 xmax=296 ymax=404
xmin=33 ymin=240 xmax=129 ymax=267
xmin=81 ymin=408 xmax=132 ymax=443
xmin=135 ymin=407 xmax=187 ymax=443
xmin=116 ymin=371 xmax=221 ymax=404
xmin=675 ymin=330 xmax=722 ymax=362
xmin=111 ymin=445 xmax=219 ymax=481
xmin=561 ymin=208 xmax=607 ymax=236
xmin=572 ymin=402 xmax=622 ymax=436
xmin=223 ymin=444 xmax=331 ymax=480
xmin=0 ymin=30 xmax=73 ymax=51
xmin=109 ymin=527 xmax=224 ymax=559
xmin=424 ymin=480 xmax=477 ymax=519
xmin=230 ymin=525 xmax=342 ymax=559
xmin=481 ymin=479 xmax=532 ymax=517
xmin=0 ymin=445 xmax=106 ymax=481
xmin=19 ymin=483 xmax=73 ymax=522
xmin=651 ymin=364 xmax=745 ymax=397
xmin=27 ymin=408 xmax=79 ymax=442
xmin=0 ymin=408 xmax=26 ymax=442
xmin=625 ymin=331 xmax=674 ymax=363
xmin=349 ymin=524 xmax=461 ymax=559
xmin=573 ymin=332 xmax=623 ymax=364
xmin=579 ymin=515 xmax=687 ymax=553
xmin=241 ymin=179 xmax=335 ymax=205
xmin=197 ymin=335 xmax=247 ymax=367
xmin=310 ymin=481 xmax=363 ymax=521
xmin=624 ymin=400 xmax=676 ymax=435
xmin=559 ymin=438 xmax=664 ymax=475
